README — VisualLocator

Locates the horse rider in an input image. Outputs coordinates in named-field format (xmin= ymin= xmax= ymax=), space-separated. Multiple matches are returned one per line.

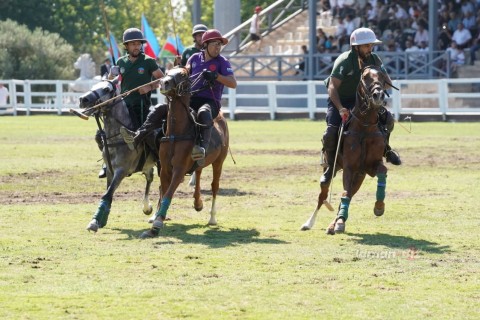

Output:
xmin=96 ymin=27 xmax=164 ymax=178
xmin=321 ymin=27 xmax=401 ymax=186
xmin=120 ymin=29 xmax=237 ymax=163
xmin=180 ymin=24 xmax=208 ymax=66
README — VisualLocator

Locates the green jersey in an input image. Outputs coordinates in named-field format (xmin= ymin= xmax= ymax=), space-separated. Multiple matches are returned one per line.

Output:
xmin=325 ymin=50 xmax=386 ymax=102
xmin=181 ymin=46 xmax=201 ymax=66
xmin=116 ymin=53 xmax=159 ymax=107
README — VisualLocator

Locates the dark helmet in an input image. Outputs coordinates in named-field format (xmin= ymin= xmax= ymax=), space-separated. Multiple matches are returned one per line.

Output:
xmin=201 ymin=29 xmax=228 ymax=46
xmin=122 ymin=28 xmax=146 ymax=44
xmin=192 ymin=24 xmax=208 ymax=36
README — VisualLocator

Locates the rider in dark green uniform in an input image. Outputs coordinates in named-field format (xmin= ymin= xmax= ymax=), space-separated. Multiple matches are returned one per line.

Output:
xmin=181 ymin=24 xmax=208 ymax=66
xmin=97 ymin=28 xmax=164 ymax=178
xmin=321 ymin=27 xmax=401 ymax=186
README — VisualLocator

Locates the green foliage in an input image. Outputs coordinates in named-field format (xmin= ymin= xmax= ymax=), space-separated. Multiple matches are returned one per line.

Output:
xmin=0 ymin=19 xmax=75 ymax=79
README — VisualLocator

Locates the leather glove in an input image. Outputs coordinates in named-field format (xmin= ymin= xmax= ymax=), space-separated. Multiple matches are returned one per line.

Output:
xmin=109 ymin=66 xmax=120 ymax=77
xmin=202 ymin=70 xmax=218 ymax=82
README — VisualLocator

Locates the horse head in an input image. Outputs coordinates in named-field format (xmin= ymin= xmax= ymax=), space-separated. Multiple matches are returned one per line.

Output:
xmin=357 ymin=66 xmax=387 ymax=113
xmin=160 ymin=67 xmax=191 ymax=97
xmin=78 ymin=78 xmax=119 ymax=111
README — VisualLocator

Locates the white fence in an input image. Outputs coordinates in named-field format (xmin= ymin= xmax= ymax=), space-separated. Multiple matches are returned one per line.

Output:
xmin=1 ymin=78 xmax=480 ymax=120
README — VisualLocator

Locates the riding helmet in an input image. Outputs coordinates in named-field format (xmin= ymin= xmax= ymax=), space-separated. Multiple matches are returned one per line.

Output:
xmin=350 ymin=28 xmax=382 ymax=46
xmin=122 ymin=28 xmax=146 ymax=44
xmin=201 ymin=29 xmax=228 ymax=46
xmin=192 ymin=24 xmax=208 ymax=36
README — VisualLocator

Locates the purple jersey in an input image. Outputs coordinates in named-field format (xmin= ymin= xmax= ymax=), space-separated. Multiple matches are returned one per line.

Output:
xmin=187 ymin=52 xmax=234 ymax=101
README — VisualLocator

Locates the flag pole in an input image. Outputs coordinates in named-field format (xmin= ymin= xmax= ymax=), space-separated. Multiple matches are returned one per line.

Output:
xmin=168 ymin=0 xmax=180 ymax=56
xmin=100 ymin=0 xmax=115 ymax=64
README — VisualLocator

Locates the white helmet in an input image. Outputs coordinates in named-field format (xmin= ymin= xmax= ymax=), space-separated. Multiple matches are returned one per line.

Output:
xmin=350 ymin=28 xmax=382 ymax=46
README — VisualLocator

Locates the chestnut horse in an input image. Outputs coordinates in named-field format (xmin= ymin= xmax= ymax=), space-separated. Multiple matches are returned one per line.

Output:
xmin=140 ymin=67 xmax=229 ymax=239
xmin=301 ymin=65 xmax=389 ymax=234
xmin=78 ymin=78 xmax=156 ymax=232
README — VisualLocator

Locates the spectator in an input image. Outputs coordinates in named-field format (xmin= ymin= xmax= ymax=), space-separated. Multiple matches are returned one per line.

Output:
xmin=446 ymin=41 xmax=465 ymax=74
xmin=295 ymin=45 xmax=308 ymax=75
xmin=413 ymin=23 xmax=429 ymax=46
xmin=469 ymin=32 xmax=480 ymax=65
xmin=247 ymin=6 xmax=263 ymax=52
xmin=452 ymin=22 xmax=472 ymax=49
xmin=462 ymin=11 xmax=477 ymax=34
xmin=99 ymin=58 xmax=111 ymax=79
xmin=447 ymin=12 xmax=461 ymax=33
xmin=0 ymin=83 xmax=9 ymax=106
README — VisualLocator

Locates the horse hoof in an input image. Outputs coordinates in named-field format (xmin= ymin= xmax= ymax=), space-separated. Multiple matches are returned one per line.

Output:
xmin=143 ymin=204 xmax=153 ymax=215
xmin=374 ymin=201 xmax=385 ymax=216
xmin=86 ymin=219 xmax=99 ymax=233
xmin=334 ymin=221 xmax=345 ymax=233
xmin=152 ymin=219 xmax=164 ymax=229
xmin=139 ymin=229 xmax=159 ymax=239
xmin=300 ymin=224 xmax=311 ymax=231
xmin=325 ymin=224 xmax=335 ymax=235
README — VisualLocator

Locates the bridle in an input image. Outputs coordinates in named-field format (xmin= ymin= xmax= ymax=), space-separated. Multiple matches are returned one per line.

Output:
xmin=356 ymin=65 xmax=386 ymax=116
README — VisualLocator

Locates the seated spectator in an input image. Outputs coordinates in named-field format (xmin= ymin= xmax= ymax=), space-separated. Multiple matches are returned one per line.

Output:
xmin=438 ymin=23 xmax=452 ymax=50
xmin=470 ymin=32 xmax=480 ymax=65
xmin=447 ymin=12 xmax=461 ymax=33
xmin=446 ymin=41 xmax=465 ymax=75
xmin=452 ymin=22 xmax=472 ymax=49
xmin=413 ymin=23 xmax=429 ymax=47
xmin=462 ymin=11 xmax=477 ymax=35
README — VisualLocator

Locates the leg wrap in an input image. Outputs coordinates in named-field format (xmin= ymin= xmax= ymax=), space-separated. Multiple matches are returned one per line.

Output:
xmin=337 ymin=196 xmax=351 ymax=222
xmin=93 ymin=199 xmax=111 ymax=228
xmin=376 ymin=173 xmax=387 ymax=202
xmin=155 ymin=197 xmax=171 ymax=220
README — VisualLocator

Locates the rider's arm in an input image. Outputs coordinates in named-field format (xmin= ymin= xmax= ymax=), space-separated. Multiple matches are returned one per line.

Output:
xmin=328 ymin=77 xmax=349 ymax=118
xmin=216 ymin=73 xmax=237 ymax=89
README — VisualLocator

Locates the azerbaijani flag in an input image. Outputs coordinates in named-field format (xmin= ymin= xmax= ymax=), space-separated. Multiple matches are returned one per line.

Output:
xmin=103 ymin=32 xmax=122 ymax=63
xmin=141 ymin=14 xmax=160 ymax=58
xmin=159 ymin=35 xmax=185 ymax=57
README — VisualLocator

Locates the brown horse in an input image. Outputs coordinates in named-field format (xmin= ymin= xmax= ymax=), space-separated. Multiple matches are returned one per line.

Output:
xmin=140 ymin=67 xmax=229 ymax=239
xmin=301 ymin=65 xmax=389 ymax=234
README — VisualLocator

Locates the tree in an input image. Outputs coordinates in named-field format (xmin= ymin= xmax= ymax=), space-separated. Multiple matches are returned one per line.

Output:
xmin=0 ymin=19 xmax=76 ymax=79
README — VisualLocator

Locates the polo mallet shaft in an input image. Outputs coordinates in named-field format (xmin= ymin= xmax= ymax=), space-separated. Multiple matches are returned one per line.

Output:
xmin=323 ymin=113 xmax=348 ymax=211
xmin=69 ymin=78 xmax=161 ymax=120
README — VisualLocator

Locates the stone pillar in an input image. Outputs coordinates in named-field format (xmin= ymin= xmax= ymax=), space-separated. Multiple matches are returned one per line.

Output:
xmin=214 ymin=0 xmax=241 ymax=49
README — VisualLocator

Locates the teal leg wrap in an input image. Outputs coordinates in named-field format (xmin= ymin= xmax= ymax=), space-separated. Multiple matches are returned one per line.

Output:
xmin=376 ymin=173 xmax=387 ymax=202
xmin=338 ymin=196 xmax=351 ymax=221
xmin=155 ymin=197 xmax=171 ymax=220
xmin=93 ymin=199 xmax=111 ymax=228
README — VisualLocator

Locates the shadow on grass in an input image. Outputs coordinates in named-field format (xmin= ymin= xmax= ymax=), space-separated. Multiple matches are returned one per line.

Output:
xmin=347 ymin=232 xmax=451 ymax=254
xmin=114 ymin=223 xmax=289 ymax=248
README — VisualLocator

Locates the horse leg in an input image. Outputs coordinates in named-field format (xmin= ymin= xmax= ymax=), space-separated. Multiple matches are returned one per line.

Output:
xmin=302 ymin=183 xmax=330 ymax=231
xmin=331 ymin=171 xmax=365 ymax=234
xmin=374 ymin=164 xmax=388 ymax=216
xmin=86 ymin=169 xmax=126 ymax=232
xmin=142 ymin=167 xmax=154 ymax=215
xmin=193 ymin=169 xmax=204 ymax=212
xmin=188 ymin=172 xmax=196 ymax=187
xmin=140 ymin=169 xmax=183 ymax=239
xmin=208 ymin=161 xmax=225 ymax=226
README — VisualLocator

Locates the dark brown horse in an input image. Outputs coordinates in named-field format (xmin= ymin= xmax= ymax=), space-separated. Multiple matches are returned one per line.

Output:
xmin=140 ymin=67 xmax=229 ymax=239
xmin=301 ymin=66 xmax=389 ymax=234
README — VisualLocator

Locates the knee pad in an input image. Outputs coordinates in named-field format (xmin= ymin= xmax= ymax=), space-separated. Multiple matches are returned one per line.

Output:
xmin=198 ymin=108 xmax=213 ymax=126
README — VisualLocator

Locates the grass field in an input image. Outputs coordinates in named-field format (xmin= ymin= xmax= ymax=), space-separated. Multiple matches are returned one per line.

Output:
xmin=0 ymin=116 xmax=479 ymax=319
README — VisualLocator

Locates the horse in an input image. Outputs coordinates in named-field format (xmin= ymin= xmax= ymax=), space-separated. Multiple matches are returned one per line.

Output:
xmin=301 ymin=65 xmax=389 ymax=234
xmin=78 ymin=78 xmax=157 ymax=232
xmin=140 ymin=67 xmax=229 ymax=239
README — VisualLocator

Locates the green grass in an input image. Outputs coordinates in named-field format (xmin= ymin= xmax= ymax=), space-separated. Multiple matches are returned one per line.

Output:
xmin=0 ymin=116 xmax=479 ymax=319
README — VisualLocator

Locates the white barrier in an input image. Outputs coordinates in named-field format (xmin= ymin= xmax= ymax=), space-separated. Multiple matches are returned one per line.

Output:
xmin=2 ymin=78 xmax=480 ymax=120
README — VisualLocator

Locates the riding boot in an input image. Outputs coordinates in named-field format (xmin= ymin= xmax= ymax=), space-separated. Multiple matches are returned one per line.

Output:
xmin=192 ymin=110 xmax=213 ymax=162
xmin=95 ymin=130 xmax=107 ymax=178
xmin=320 ymin=127 xmax=339 ymax=186
xmin=120 ymin=126 xmax=149 ymax=151
xmin=192 ymin=126 xmax=212 ymax=162
xmin=384 ymin=132 xmax=402 ymax=165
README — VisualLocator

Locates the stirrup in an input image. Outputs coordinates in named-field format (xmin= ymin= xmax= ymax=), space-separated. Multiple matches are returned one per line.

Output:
xmin=120 ymin=127 xmax=135 ymax=151
xmin=191 ymin=145 xmax=205 ymax=161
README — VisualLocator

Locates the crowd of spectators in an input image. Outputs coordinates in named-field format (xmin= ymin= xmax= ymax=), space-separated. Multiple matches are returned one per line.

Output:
xmin=312 ymin=0 xmax=480 ymax=76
